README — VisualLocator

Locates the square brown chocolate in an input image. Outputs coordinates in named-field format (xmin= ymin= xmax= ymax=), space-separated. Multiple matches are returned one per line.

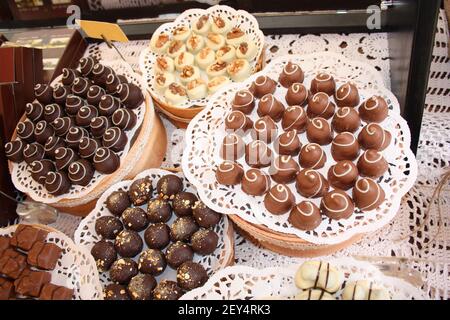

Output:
xmin=0 ymin=248 xmax=28 ymax=279
xmin=0 ymin=236 xmax=11 ymax=256
xmin=14 ymin=269 xmax=51 ymax=297
xmin=0 ymin=278 xmax=14 ymax=300
xmin=27 ymin=242 xmax=62 ymax=270
xmin=10 ymin=224 xmax=48 ymax=251
xmin=39 ymin=283 xmax=73 ymax=300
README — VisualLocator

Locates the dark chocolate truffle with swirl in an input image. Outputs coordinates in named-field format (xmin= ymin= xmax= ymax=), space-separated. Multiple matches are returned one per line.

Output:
xmin=170 ymin=216 xmax=199 ymax=242
xmin=215 ymin=160 xmax=244 ymax=185
xmin=78 ymin=137 xmax=99 ymax=160
xmin=245 ymin=140 xmax=273 ymax=168
xmin=191 ymin=229 xmax=218 ymax=255
xmin=109 ymin=258 xmax=138 ymax=284
xmin=52 ymin=117 xmax=74 ymax=137
xmin=52 ymin=85 xmax=70 ymax=104
xmin=129 ymin=176 xmax=153 ymax=206
xmin=30 ymin=160 xmax=55 ymax=184
xmin=16 ymin=120 xmax=35 ymax=143
xmin=257 ymin=94 xmax=285 ymax=121
xmin=359 ymin=95 xmax=388 ymax=123
xmin=176 ymin=261 xmax=208 ymax=291
xmin=91 ymin=240 xmax=117 ymax=272
xmin=102 ymin=127 xmax=128 ymax=152
xmin=279 ymin=62 xmax=304 ymax=88
xmin=44 ymin=104 xmax=65 ymax=123
xmin=25 ymin=102 xmax=44 ymax=123
xmin=90 ymin=116 xmax=112 ymax=139
xmin=165 ymin=241 xmax=194 ymax=269
xmin=112 ymin=109 xmax=137 ymax=131
xmin=92 ymin=63 xmax=114 ymax=87
xmin=231 ymin=89 xmax=255 ymax=114
xmin=99 ymin=94 xmax=120 ymax=117
xmin=61 ymin=68 xmax=80 ymax=86
xmin=71 ymin=77 xmax=91 ymax=98
xmin=275 ymin=129 xmax=301 ymax=156
xmin=76 ymin=105 xmax=98 ymax=127
xmin=331 ymin=132 xmax=360 ymax=161
xmin=65 ymin=94 xmax=86 ymax=116
xmin=334 ymin=82 xmax=360 ymax=108
xmin=299 ymin=143 xmax=326 ymax=169
xmin=269 ymin=155 xmax=300 ymax=184
xmin=114 ymin=229 xmax=143 ymax=258
xmin=34 ymin=121 xmax=54 ymax=145
xmin=106 ymin=191 xmax=131 ymax=217
xmin=282 ymin=105 xmax=307 ymax=132
xmin=45 ymin=171 xmax=71 ymax=195
xmin=331 ymin=107 xmax=361 ymax=133
xmin=87 ymin=85 xmax=106 ymax=106
xmin=264 ymin=184 xmax=295 ymax=215
xmin=327 ymin=160 xmax=359 ymax=190
xmin=192 ymin=201 xmax=221 ymax=228
xmin=95 ymin=216 xmax=124 ymax=239
xmin=23 ymin=143 xmax=45 ymax=164
xmin=65 ymin=127 xmax=89 ymax=149
xmin=156 ymin=174 xmax=183 ymax=199
xmin=352 ymin=178 xmax=386 ymax=211
xmin=54 ymin=147 xmax=79 ymax=171
xmin=105 ymin=73 xmax=122 ymax=94
xmin=295 ymin=169 xmax=329 ymax=198
xmin=93 ymin=147 xmax=120 ymax=174
xmin=144 ymin=223 xmax=170 ymax=249
xmin=220 ymin=133 xmax=245 ymax=160
xmin=225 ymin=110 xmax=253 ymax=134
xmin=117 ymin=83 xmax=144 ymax=109
xmin=68 ymin=159 xmax=94 ymax=186
xmin=358 ymin=123 xmax=391 ymax=151
xmin=307 ymin=92 xmax=336 ymax=119
xmin=5 ymin=140 xmax=26 ymax=163
xmin=288 ymin=201 xmax=322 ymax=231
xmin=251 ymin=116 xmax=277 ymax=143
xmin=34 ymin=84 xmax=53 ymax=105
xmin=79 ymin=56 xmax=97 ymax=77
xmin=320 ymin=189 xmax=354 ymax=220
xmin=357 ymin=149 xmax=388 ymax=178
xmin=138 ymin=249 xmax=166 ymax=276
xmin=306 ymin=117 xmax=333 ymax=145
xmin=44 ymin=136 xmax=65 ymax=158
xmin=147 ymin=199 xmax=172 ymax=223
xmin=241 ymin=168 xmax=271 ymax=196
xmin=310 ymin=72 xmax=336 ymax=96
xmin=252 ymin=75 xmax=277 ymax=98
xmin=285 ymin=83 xmax=308 ymax=106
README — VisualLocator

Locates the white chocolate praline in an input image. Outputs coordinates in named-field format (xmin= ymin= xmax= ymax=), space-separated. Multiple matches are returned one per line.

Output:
xmin=186 ymin=34 xmax=205 ymax=53
xmin=192 ymin=15 xmax=211 ymax=35
xmin=227 ymin=59 xmax=251 ymax=82
xmin=342 ymin=280 xmax=390 ymax=300
xmin=236 ymin=40 xmax=258 ymax=61
xmin=179 ymin=66 xmax=200 ymax=83
xmin=154 ymin=72 xmax=176 ymax=91
xmin=174 ymin=51 xmax=195 ymax=71
xmin=207 ymin=76 xmax=231 ymax=94
xmin=150 ymin=32 xmax=171 ymax=53
xmin=172 ymin=25 xmax=191 ymax=42
xmin=226 ymin=28 xmax=248 ymax=46
xmin=295 ymin=289 xmax=335 ymax=300
xmin=294 ymin=261 xmax=343 ymax=293
xmin=206 ymin=61 xmax=228 ymax=78
xmin=186 ymin=79 xmax=207 ymax=100
xmin=166 ymin=40 xmax=186 ymax=59
xmin=195 ymin=47 xmax=215 ymax=69
xmin=154 ymin=56 xmax=174 ymax=73
xmin=164 ymin=83 xmax=188 ymax=105
xmin=215 ymin=45 xmax=236 ymax=63
xmin=211 ymin=16 xmax=232 ymax=34
xmin=205 ymin=33 xmax=226 ymax=51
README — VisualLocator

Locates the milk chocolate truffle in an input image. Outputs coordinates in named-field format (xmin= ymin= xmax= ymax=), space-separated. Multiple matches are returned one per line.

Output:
xmin=295 ymin=169 xmax=329 ymax=198
xmin=114 ymin=230 xmax=143 ymax=258
xmin=109 ymin=258 xmax=138 ymax=284
xmin=307 ymin=92 xmax=336 ymax=119
xmin=65 ymin=127 xmax=89 ymax=149
xmin=166 ymin=241 xmax=194 ymax=269
xmin=193 ymin=201 xmax=221 ymax=228
xmin=93 ymin=147 xmax=120 ymax=174
xmin=331 ymin=132 xmax=360 ymax=161
xmin=25 ymin=102 xmax=44 ymax=123
xmin=34 ymin=84 xmax=53 ymax=105
xmin=127 ymin=274 xmax=156 ymax=300
xmin=99 ymin=95 xmax=120 ymax=117
xmin=129 ymin=176 xmax=153 ymax=206
xmin=306 ymin=118 xmax=333 ymax=145
xmin=270 ymin=155 xmax=300 ymax=184
xmin=299 ymin=143 xmax=326 ymax=169
xmin=157 ymin=174 xmax=183 ymax=199
xmin=282 ymin=105 xmax=307 ymax=132
xmin=334 ymin=82 xmax=360 ymax=107
xmin=310 ymin=72 xmax=336 ymax=96
xmin=34 ymin=120 xmax=54 ymax=145
xmin=288 ymin=201 xmax=322 ymax=231
xmin=173 ymin=192 xmax=198 ymax=217
xmin=327 ymin=160 xmax=359 ymax=190
xmin=106 ymin=191 xmax=131 ymax=216
xmin=358 ymin=123 xmax=391 ymax=151
xmin=52 ymin=117 xmax=74 ymax=136
xmin=90 ymin=116 xmax=111 ymax=138
xmin=177 ymin=261 xmax=208 ymax=290
xmin=245 ymin=140 xmax=273 ymax=168
xmin=71 ymin=77 xmax=91 ymax=97
xmin=252 ymin=75 xmax=277 ymax=98
xmin=78 ymin=137 xmax=99 ymax=160
xmin=147 ymin=199 xmax=172 ymax=223
xmin=87 ymin=85 xmax=106 ymax=105
xmin=61 ymin=68 xmax=80 ymax=86
xmin=102 ymin=127 xmax=128 ymax=152
xmin=79 ymin=56 xmax=97 ymax=77
xmin=257 ymin=94 xmax=285 ymax=121
xmin=68 ymin=159 xmax=94 ymax=186
xmin=54 ymin=147 xmax=78 ymax=171
xmin=112 ymin=109 xmax=137 ymax=131
xmin=220 ymin=133 xmax=245 ymax=160
xmin=216 ymin=161 xmax=244 ymax=185
xmin=53 ymin=85 xmax=70 ymax=104
xmin=191 ymin=229 xmax=218 ymax=255
xmin=30 ymin=160 xmax=55 ymax=184
xmin=92 ymin=64 xmax=114 ymax=87
xmin=320 ymin=189 xmax=354 ymax=220
xmin=45 ymin=171 xmax=71 ymax=195
xmin=359 ymin=96 xmax=388 ymax=123
xmin=264 ymin=184 xmax=295 ymax=215
xmin=285 ymin=83 xmax=308 ymax=106
xmin=225 ymin=110 xmax=253 ymax=134
xmin=170 ymin=216 xmax=199 ymax=242
xmin=16 ymin=120 xmax=35 ymax=143
xmin=5 ymin=140 xmax=26 ymax=163
xmin=357 ymin=149 xmax=388 ymax=178
xmin=104 ymin=284 xmax=130 ymax=300
xmin=153 ymin=280 xmax=183 ymax=300
xmin=95 ymin=216 xmax=124 ymax=239
xmin=91 ymin=240 xmax=117 ymax=271
xmin=76 ymin=105 xmax=98 ymax=127
xmin=331 ymin=107 xmax=361 ymax=133
xmin=275 ymin=129 xmax=302 ymax=156
xmin=105 ymin=73 xmax=122 ymax=94
xmin=122 ymin=207 xmax=148 ymax=232
xmin=279 ymin=62 xmax=304 ymax=88
xmin=231 ymin=89 xmax=255 ymax=114
xmin=353 ymin=178 xmax=386 ymax=211
xmin=23 ymin=143 xmax=45 ymax=164
xmin=241 ymin=168 xmax=271 ymax=196
xmin=117 ymin=83 xmax=144 ymax=109
xmin=138 ymin=249 xmax=167 ymax=276
xmin=251 ymin=116 xmax=278 ymax=143
xmin=144 ymin=223 xmax=170 ymax=249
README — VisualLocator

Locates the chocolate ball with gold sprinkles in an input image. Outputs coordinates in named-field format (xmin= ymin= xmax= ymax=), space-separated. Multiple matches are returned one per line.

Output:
xmin=114 ymin=229 xmax=143 ymax=258
xmin=109 ymin=258 xmax=138 ymax=284
xmin=127 ymin=274 xmax=156 ymax=300
xmin=177 ymin=261 xmax=208 ymax=291
xmin=172 ymin=192 xmax=198 ymax=217
xmin=103 ymin=284 xmax=130 ymax=300
xmin=128 ymin=176 xmax=153 ymax=206
xmin=165 ymin=241 xmax=194 ymax=269
xmin=138 ymin=249 xmax=167 ymax=276
xmin=153 ymin=280 xmax=183 ymax=300
xmin=121 ymin=207 xmax=148 ymax=232
xmin=191 ymin=229 xmax=219 ymax=255
xmin=90 ymin=240 xmax=117 ymax=272
xmin=95 ymin=216 xmax=123 ymax=239
xmin=147 ymin=198 xmax=172 ymax=223
xmin=106 ymin=190 xmax=131 ymax=216
xmin=192 ymin=201 xmax=221 ymax=228
xmin=144 ymin=223 xmax=170 ymax=249
xmin=170 ymin=216 xmax=199 ymax=242
xmin=157 ymin=174 xmax=183 ymax=200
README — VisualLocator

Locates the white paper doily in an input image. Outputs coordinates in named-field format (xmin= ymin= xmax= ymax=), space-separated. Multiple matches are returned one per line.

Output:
xmin=74 ymin=168 xmax=234 ymax=293
xmin=10 ymin=60 xmax=147 ymax=204
xmin=0 ymin=224 xmax=102 ymax=300
xmin=182 ymin=52 xmax=417 ymax=245
xmin=180 ymin=257 xmax=426 ymax=300
xmin=139 ymin=5 xmax=265 ymax=109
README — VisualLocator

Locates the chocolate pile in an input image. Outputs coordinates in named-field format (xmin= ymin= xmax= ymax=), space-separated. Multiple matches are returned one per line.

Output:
xmin=0 ymin=225 xmax=73 ymax=300
xmin=4 ymin=56 xmax=144 ymax=197
xmin=92 ymin=174 xmax=221 ymax=300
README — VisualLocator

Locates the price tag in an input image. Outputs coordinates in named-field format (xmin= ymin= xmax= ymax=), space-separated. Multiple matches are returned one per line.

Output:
xmin=76 ymin=20 xmax=129 ymax=42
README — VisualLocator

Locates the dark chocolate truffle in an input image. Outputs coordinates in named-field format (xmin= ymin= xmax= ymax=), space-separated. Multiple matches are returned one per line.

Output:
xmin=220 ymin=133 xmax=245 ymax=160
xmin=52 ymin=85 xmax=70 ymax=104
xmin=257 ymin=94 xmax=285 ymax=121
xmin=279 ymin=61 xmax=304 ymax=88
xmin=274 ymin=129 xmax=301 ymax=156
xmin=25 ymin=102 xmax=44 ymax=123
xmin=103 ymin=284 xmax=130 ymax=300
xmin=334 ymin=82 xmax=360 ymax=108
xmin=102 ymin=127 xmax=127 ymax=152
xmin=320 ymin=189 xmax=354 ymax=220
xmin=269 ymin=155 xmax=300 ymax=184
xmin=52 ymin=117 xmax=74 ymax=137
xmin=30 ymin=160 xmax=55 ymax=184
xmin=114 ymin=230 xmax=143 ymax=258
xmin=176 ymin=261 xmax=208 ymax=290
xmin=106 ymin=191 xmax=131 ymax=216
xmin=192 ymin=201 xmax=221 ymax=228
xmin=306 ymin=117 xmax=333 ymax=145
xmin=129 ymin=176 xmax=153 ymax=206
xmin=295 ymin=169 xmax=329 ymax=198
xmin=282 ymin=105 xmax=307 ymax=132
xmin=225 ymin=110 xmax=253 ymax=133
xmin=79 ymin=137 xmax=99 ymax=160
xmin=215 ymin=161 xmax=244 ymax=185
xmin=65 ymin=94 xmax=86 ymax=116
xmin=54 ymin=147 xmax=79 ymax=171
xmin=331 ymin=106 xmax=361 ymax=133
xmin=307 ymin=92 xmax=336 ymax=119
xmin=90 ymin=240 xmax=117 ymax=271
xmin=191 ymin=229 xmax=218 ymax=255
xmin=93 ymin=147 xmax=120 ymax=174
xmin=34 ymin=120 xmax=55 ymax=145
xmin=310 ymin=72 xmax=336 ymax=96
xmin=358 ymin=123 xmax=391 ymax=151
xmin=127 ymin=274 xmax=156 ymax=300
xmin=112 ymin=108 xmax=137 ymax=131
xmin=152 ymin=280 xmax=183 ymax=300
xmin=79 ymin=56 xmax=97 ymax=77
xmin=99 ymin=94 xmax=120 ymax=117
xmin=264 ymin=184 xmax=295 ymax=215
xmin=5 ymin=140 xmax=26 ymax=163
xmin=241 ymin=168 xmax=271 ymax=196
xmin=23 ymin=143 xmax=45 ymax=164
xmin=95 ymin=215 xmax=124 ymax=239
xmin=147 ymin=199 xmax=172 ymax=223
xmin=76 ymin=105 xmax=98 ymax=127
xmin=61 ymin=68 xmax=80 ymax=86
xmin=68 ymin=159 xmax=94 ymax=186
xmin=357 ymin=149 xmax=388 ymax=178
xmin=288 ymin=201 xmax=322 ymax=231
xmin=231 ymin=89 xmax=255 ymax=114
xmin=331 ymin=132 xmax=360 ymax=161
xmin=285 ymin=83 xmax=308 ymax=106
xmin=359 ymin=95 xmax=388 ymax=123
xmin=165 ymin=241 xmax=194 ymax=269
xmin=138 ymin=249 xmax=166 ymax=276
xmin=170 ymin=216 xmax=199 ymax=242
xmin=251 ymin=116 xmax=277 ymax=143
xmin=109 ymin=258 xmax=138 ymax=284
xmin=121 ymin=207 xmax=148 ymax=232
xmin=156 ymin=174 xmax=183 ymax=199
xmin=105 ymin=73 xmax=122 ymax=94
xmin=327 ymin=160 xmax=359 ymax=190
xmin=90 ymin=116 xmax=112 ymax=139
xmin=16 ymin=120 xmax=35 ymax=143
xmin=173 ymin=192 xmax=198 ymax=217
xmin=144 ymin=223 xmax=170 ymax=249
xmin=117 ymin=83 xmax=144 ymax=109
xmin=65 ymin=127 xmax=89 ymax=149
xmin=34 ymin=84 xmax=53 ymax=105
xmin=45 ymin=171 xmax=71 ymax=196
xmin=92 ymin=64 xmax=114 ymax=87
xmin=87 ymin=85 xmax=106 ymax=106
xmin=71 ymin=77 xmax=91 ymax=98
xmin=352 ymin=178 xmax=386 ymax=211
xmin=252 ymin=75 xmax=277 ymax=98
xmin=245 ymin=140 xmax=273 ymax=168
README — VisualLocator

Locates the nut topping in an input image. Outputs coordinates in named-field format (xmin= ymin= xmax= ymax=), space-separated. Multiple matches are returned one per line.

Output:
xmin=156 ymin=57 xmax=168 ymax=71
xmin=207 ymin=33 xmax=221 ymax=45
xmin=210 ymin=61 xmax=227 ymax=72
xmin=217 ymin=46 xmax=231 ymax=57
xmin=169 ymin=83 xmax=187 ymax=96
xmin=239 ymin=42 xmax=249 ymax=54
xmin=181 ymin=66 xmax=195 ymax=78
xmin=213 ymin=17 xmax=225 ymax=28
xmin=187 ymin=79 xmax=205 ymax=90
xmin=229 ymin=60 xmax=245 ymax=74
xmin=156 ymin=34 xmax=169 ymax=48
xmin=173 ymin=26 xmax=188 ymax=36
xmin=196 ymin=15 xmax=208 ymax=30
xmin=227 ymin=28 xmax=244 ymax=39
xmin=168 ymin=40 xmax=183 ymax=54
